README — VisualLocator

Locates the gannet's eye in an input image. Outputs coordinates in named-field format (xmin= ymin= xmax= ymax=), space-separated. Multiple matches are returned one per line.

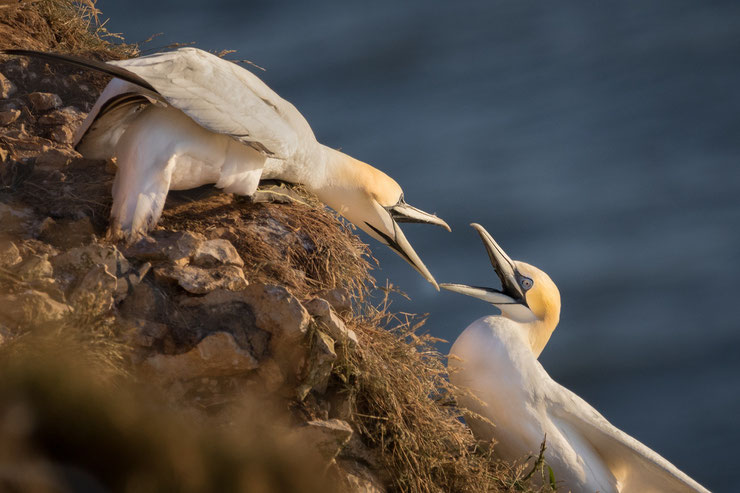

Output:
xmin=520 ymin=277 xmax=533 ymax=291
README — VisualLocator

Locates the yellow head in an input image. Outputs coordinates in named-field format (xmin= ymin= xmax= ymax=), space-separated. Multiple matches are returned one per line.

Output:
xmin=440 ymin=224 xmax=562 ymax=356
xmin=315 ymin=148 xmax=451 ymax=289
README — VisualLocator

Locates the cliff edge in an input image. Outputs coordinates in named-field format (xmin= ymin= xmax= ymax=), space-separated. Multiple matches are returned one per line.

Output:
xmin=0 ymin=2 xmax=544 ymax=492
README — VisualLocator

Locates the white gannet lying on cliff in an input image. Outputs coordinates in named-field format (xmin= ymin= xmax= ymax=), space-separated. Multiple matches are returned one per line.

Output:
xmin=441 ymin=223 xmax=710 ymax=493
xmin=2 ymin=48 xmax=449 ymax=287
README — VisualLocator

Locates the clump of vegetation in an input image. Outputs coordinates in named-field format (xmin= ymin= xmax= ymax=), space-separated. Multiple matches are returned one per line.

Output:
xmin=335 ymin=295 xmax=547 ymax=492
xmin=0 ymin=0 xmax=135 ymax=58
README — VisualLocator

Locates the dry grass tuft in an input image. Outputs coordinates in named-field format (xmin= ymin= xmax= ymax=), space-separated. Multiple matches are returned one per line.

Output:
xmin=335 ymin=292 xmax=547 ymax=492
xmin=0 ymin=0 xmax=136 ymax=58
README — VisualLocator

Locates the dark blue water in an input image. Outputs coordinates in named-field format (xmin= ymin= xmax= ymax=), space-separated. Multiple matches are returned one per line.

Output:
xmin=98 ymin=1 xmax=740 ymax=489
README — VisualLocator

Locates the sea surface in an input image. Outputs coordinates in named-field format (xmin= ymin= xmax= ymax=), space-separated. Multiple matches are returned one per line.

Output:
xmin=97 ymin=1 xmax=740 ymax=490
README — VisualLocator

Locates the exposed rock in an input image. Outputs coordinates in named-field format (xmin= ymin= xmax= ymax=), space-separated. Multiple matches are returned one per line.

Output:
xmin=178 ymin=286 xmax=310 ymax=384
xmin=142 ymin=332 xmax=259 ymax=381
xmin=0 ymin=109 xmax=21 ymax=126
xmin=298 ymin=330 xmax=337 ymax=398
xmin=124 ymin=232 xmax=243 ymax=273
xmin=38 ymin=216 xmax=95 ymax=249
xmin=0 ymin=202 xmax=36 ymax=238
xmin=153 ymin=264 xmax=247 ymax=294
xmin=69 ymin=264 xmax=117 ymax=317
xmin=338 ymin=433 xmax=383 ymax=472
xmin=240 ymin=284 xmax=310 ymax=340
xmin=176 ymin=290 xmax=268 ymax=359
xmin=123 ymin=318 xmax=169 ymax=348
xmin=337 ymin=460 xmax=387 ymax=493
xmin=27 ymin=92 xmax=62 ymax=112
xmin=51 ymin=244 xmax=130 ymax=291
xmin=12 ymin=254 xmax=53 ymax=281
xmin=298 ymin=419 xmax=353 ymax=462
xmin=255 ymin=358 xmax=286 ymax=392
xmin=37 ymin=106 xmax=85 ymax=126
xmin=326 ymin=387 xmax=353 ymax=422
xmin=305 ymin=298 xmax=358 ymax=347
xmin=116 ymin=262 xmax=150 ymax=302
xmin=0 ymin=72 xmax=15 ymax=98
xmin=0 ymin=291 xmax=72 ymax=330
xmin=123 ymin=230 xmax=206 ymax=266
xmin=117 ymin=280 xmax=160 ymax=321
xmin=49 ymin=125 xmax=75 ymax=145
xmin=319 ymin=288 xmax=353 ymax=315
xmin=0 ymin=240 xmax=22 ymax=268
xmin=191 ymin=238 xmax=244 ymax=267
xmin=34 ymin=148 xmax=77 ymax=168
xmin=0 ymin=58 xmax=27 ymax=79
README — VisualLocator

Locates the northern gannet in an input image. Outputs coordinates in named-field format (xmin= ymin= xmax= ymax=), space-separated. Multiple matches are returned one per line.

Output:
xmin=441 ymin=224 xmax=710 ymax=493
xmin=2 ymin=48 xmax=450 ymax=287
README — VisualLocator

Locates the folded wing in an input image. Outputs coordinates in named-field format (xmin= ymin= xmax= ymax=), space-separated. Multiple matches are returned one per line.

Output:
xmin=109 ymin=48 xmax=307 ymax=159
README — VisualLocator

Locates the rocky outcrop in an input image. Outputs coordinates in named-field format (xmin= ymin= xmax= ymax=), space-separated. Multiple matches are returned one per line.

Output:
xmin=0 ymin=226 xmax=384 ymax=490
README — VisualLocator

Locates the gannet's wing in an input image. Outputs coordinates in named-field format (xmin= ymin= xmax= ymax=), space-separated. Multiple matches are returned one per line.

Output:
xmin=1 ymin=48 xmax=308 ymax=159
xmin=74 ymin=79 xmax=160 ymax=157
xmin=110 ymin=48 xmax=308 ymax=159
xmin=548 ymin=384 xmax=710 ymax=493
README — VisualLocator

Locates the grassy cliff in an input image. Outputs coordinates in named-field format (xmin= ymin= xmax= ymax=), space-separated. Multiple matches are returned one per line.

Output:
xmin=0 ymin=2 xmax=546 ymax=491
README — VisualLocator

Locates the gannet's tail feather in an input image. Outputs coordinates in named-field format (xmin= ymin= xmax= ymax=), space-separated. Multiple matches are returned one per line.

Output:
xmin=0 ymin=49 xmax=157 ymax=92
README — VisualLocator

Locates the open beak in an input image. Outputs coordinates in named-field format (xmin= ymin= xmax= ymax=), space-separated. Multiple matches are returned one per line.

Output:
xmin=440 ymin=223 xmax=526 ymax=306
xmin=388 ymin=203 xmax=451 ymax=232
xmin=365 ymin=219 xmax=441 ymax=290
xmin=364 ymin=203 xmax=449 ymax=290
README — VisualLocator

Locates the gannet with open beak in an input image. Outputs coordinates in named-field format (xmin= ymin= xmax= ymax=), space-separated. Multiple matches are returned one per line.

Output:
xmin=1 ymin=48 xmax=449 ymax=287
xmin=441 ymin=224 xmax=710 ymax=492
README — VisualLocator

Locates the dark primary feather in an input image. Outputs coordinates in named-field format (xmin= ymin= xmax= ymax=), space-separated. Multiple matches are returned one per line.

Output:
xmin=0 ymin=49 xmax=157 ymax=92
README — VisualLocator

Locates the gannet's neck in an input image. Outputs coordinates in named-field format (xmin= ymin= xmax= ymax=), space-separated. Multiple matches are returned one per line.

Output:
xmin=312 ymin=145 xmax=402 ymax=212
xmin=317 ymin=146 xmax=401 ymax=199
xmin=508 ymin=261 xmax=562 ymax=358
xmin=521 ymin=309 xmax=559 ymax=358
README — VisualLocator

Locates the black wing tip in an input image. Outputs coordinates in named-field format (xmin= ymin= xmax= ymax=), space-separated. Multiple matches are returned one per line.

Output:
xmin=0 ymin=49 xmax=157 ymax=93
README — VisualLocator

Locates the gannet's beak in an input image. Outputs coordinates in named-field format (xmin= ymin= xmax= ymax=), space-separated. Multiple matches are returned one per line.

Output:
xmin=441 ymin=223 xmax=533 ymax=321
xmin=363 ymin=212 xmax=443 ymax=290
xmin=362 ymin=199 xmax=449 ymax=290
xmin=388 ymin=202 xmax=451 ymax=232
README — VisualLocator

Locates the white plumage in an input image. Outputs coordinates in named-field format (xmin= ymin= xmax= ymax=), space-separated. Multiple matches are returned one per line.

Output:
xmin=6 ymin=48 xmax=450 ymax=287
xmin=443 ymin=224 xmax=710 ymax=493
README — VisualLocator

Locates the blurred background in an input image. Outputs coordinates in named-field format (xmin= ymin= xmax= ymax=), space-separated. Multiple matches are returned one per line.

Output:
xmin=97 ymin=1 xmax=740 ymax=490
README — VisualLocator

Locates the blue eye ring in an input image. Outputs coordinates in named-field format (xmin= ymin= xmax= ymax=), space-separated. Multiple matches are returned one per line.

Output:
xmin=520 ymin=277 xmax=533 ymax=291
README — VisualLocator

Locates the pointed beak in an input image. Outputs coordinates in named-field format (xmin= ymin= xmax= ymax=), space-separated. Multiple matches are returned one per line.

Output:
xmin=388 ymin=203 xmax=451 ymax=232
xmin=440 ymin=223 xmax=525 ymax=304
xmin=363 ymin=218 xmax=440 ymax=290
xmin=389 ymin=222 xmax=440 ymax=290
xmin=438 ymin=283 xmax=520 ymax=304
xmin=469 ymin=223 xmax=524 ymax=302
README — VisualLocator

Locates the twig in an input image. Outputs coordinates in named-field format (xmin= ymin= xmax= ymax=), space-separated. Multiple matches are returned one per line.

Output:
xmin=519 ymin=434 xmax=547 ymax=483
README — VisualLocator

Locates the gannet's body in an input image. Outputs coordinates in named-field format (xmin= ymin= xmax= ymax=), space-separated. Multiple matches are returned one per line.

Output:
xmin=3 ymin=48 xmax=449 ymax=286
xmin=443 ymin=224 xmax=709 ymax=493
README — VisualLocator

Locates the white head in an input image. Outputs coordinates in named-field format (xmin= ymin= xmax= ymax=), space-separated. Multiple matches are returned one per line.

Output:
xmin=315 ymin=150 xmax=450 ymax=289
xmin=441 ymin=223 xmax=561 ymax=356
